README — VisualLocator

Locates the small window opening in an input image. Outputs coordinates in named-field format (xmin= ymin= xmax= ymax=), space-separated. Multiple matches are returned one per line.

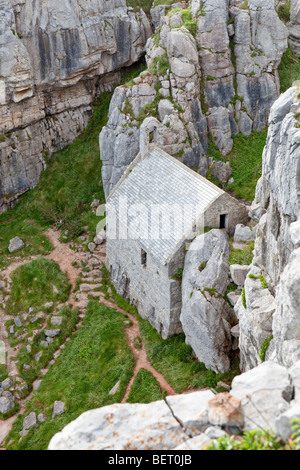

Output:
xmin=141 ymin=249 xmax=147 ymax=267
xmin=149 ymin=130 xmax=154 ymax=143
xmin=220 ymin=214 xmax=228 ymax=229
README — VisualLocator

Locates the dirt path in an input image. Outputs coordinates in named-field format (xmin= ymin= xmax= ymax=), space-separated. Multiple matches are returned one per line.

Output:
xmin=45 ymin=229 xmax=82 ymax=298
xmin=100 ymin=299 xmax=176 ymax=402
xmin=0 ymin=228 xmax=176 ymax=446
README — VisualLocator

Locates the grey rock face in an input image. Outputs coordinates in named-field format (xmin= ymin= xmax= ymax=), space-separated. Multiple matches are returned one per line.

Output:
xmin=288 ymin=0 xmax=300 ymax=57
xmin=238 ymin=86 xmax=300 ymax=371
xmin=289 ymin=360 xmax=300 ymax=401
xmin=180 ymin=229 xmax=233 ymax=373
xmin=0 ymin=0 xmax=152 ymax=214
xmin=52 ymin=400 xmax=65 ymax=419
xmin=49 ymin=390 xmax=214 ymax=450
xmin=174 ymin=434 xmax=212 ymax=450
xmin=231 ymin=361 xmax=292 ymax=432
xmin=234 ymin=224 xmax=255 ymax=243
xmin=50 ymin=316 xmax=63 ymax=326
xmin=275 ymin=403 xmax=300 ymax=440
xmin=23 ymin=412 xmax=37 ymax=430
xmin=8 ymin=237 xmax=25 ymax=253
xmin=235 ymin=265 xmax=275 ymax=370
xmin=49 ymin=400 xmax=188 ymax=450
xmin=165 ymin=390 xmax=215 ymax=432
xmin=44 ymin=329 xmax=60 ymax=338
xmin=273 ymin=248 xmax=300 ymax=367
xmin=230 ymin=265 xmax=250 ymax=288
xmin=100 ymin=0 xmax=287 ymax=198
xmin=38 ymin=413 xmax=47 ymax=423
xmin=1 ymin=377 xmax=12 ymax=390
xmin=0 ymin=395 xmax=15 ymax=414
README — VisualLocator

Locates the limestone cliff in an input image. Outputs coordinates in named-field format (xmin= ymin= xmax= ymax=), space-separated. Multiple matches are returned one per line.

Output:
xmin=0 ymin=0 xmax=152 ymax=214
xmin=285 ymin=0 xmax=300 ymax=57
xmin=100 ymin=0 xmax=288 ymax=198
xmin=236 ymin=86 xmax=300 ymax=370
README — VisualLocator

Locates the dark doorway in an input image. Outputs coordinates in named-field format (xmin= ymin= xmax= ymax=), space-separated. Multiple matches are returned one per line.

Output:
xmin=220 ymin=214 xmax=228 ymax=229
xmin=141 ymin=249 xmax=147 ymax=267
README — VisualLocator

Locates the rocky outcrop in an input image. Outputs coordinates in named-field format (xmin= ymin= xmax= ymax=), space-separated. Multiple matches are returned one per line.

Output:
xmin=231 ymin=360 xmax=293 ymax=432
xmin=0 ymin=0 xmax=152 ymax=214
xmin=48 ymin=390 xmax=215 ymax=450
xmin=237 ymin=86 xmax=300 ymax=370
xmin=180 ymin=229 xmax=234 ymax=373
xmin=287 ymin=0 xmax=300 ymax=57
xmin=48 ymin=361 xmax=300 ymax=449
xmin=273 ymin=247 xmax=300 ymax=367
xmin=100 ymin=0 xmax=288 ymax=198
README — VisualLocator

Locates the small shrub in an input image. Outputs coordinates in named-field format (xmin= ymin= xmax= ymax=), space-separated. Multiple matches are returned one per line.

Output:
xmin=259 ymin=335 xmax=273 ymax=362
xmin=277 ymin=1 xmax=291 ymax=23
xmin=241 ymin=287 xmax=246 ymax=309
xmin=198 ymin=261 xmax=207 ymax=272
xmin=173 ymin=268 xmax=183 ymax=280
xmin=258 ymin=274 xmax=268 ymax=289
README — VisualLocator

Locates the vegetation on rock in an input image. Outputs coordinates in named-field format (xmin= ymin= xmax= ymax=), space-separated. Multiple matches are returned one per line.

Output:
xmin=5 ymin=302 xmax=135 ymax=450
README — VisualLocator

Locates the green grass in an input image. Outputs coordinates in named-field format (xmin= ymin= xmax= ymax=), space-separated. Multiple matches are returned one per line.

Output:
xmin=138 ymin=317 xmax=240 ymax=393
xmin=278 ymin=47 xmax=300 ymax=93
xmin=0 ymin=58 xmax=149 ymax=270
xmin=259 ymin=335 xmax=273 ymax=362
xmin=127 ymin=0 xmax=155 ymax=13
xmin=126 ymin=368 xmax=165 ymax=403
xmin=277 ymin=1 xmax=291 ymax=23
xmin=6 ymin=258 xmax=71 ymax=315
xmin=208 ymin=129 xmax=268 ymax=202
xmin=5 ymin=301 xmax=135 ymax=450
xmin=241 ymin=287 xmax=246 ymax=309
xmin=229 ymin=241 xmax=255 ymax=266
xmin=0 ymin=364 xmax=8 ymax=382
xmin=100 ymin=265 xmax=239 ymax=393
xmin=15 ymin=306 xmax=79 ymax=387
xmin=0 ymin=91 xmax=112 ymax=269
xmin=209 ymin=418 xmax=300 ymax=450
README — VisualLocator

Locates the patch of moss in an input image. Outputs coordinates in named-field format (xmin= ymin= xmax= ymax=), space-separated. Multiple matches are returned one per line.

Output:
xmin=241 ymin=287 xmax=246 ymax=309
xmin=259 ymin=335 xmax=273 ymax=362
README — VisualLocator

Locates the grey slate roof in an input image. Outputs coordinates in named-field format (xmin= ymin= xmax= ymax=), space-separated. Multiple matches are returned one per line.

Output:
xmin=107 ymin=146 xmax=224 ymax=264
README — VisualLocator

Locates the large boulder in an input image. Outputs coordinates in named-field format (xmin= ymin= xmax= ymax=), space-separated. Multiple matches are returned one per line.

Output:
xmin=49 ymin=391 xmax=214 ymax=450
xmin=288 ymin=0 xmax=300 ymax=57
xmin=8 ymin=236 xmax=24 ymax=253
xmin=231 ymin=361 xmax=293 ymax=432
xmin=0 ymin=395 xmax=15 ymax=415
xmin=180 ymin=229 xmax=232 ymax=373
xmin=273 ymin=248 xmax=300 ymax=367
xmin=235 ymin=266 xmax=276 ymax=371
xmin=234 ymin=224 xmax=255 ymax=243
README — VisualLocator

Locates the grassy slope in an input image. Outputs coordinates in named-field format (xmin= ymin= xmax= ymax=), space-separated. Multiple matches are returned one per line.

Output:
xmin=0 ymin=61 xmax=147 ymax=270
xmin=126 ymin=368 xmax=165 ymax=403
xmin=207 ymin=129 xmax=268 ymax=202
xmin=101 ymin=264 xmax=240 ymax=392
xmin=6 ymin=302 xmax=135 ymax=450
xmin=6 ymin=258 xmax=71 ymax=315
xmin=0 ymin=93 xmax=110 ymax=269
xmin=2 ymin=42 xmax=300 ymax=447
xmin=139 ymin=318 xmax=240 ymax=394
xmin=278 ymin=46 xmax=300 ymax=93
